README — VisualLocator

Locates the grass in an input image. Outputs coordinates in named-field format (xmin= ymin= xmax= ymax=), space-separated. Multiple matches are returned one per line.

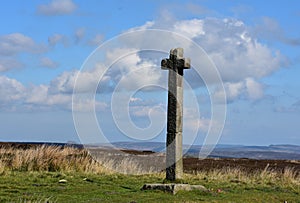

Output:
xmin=0 ymin=145 xmax=299 ymax=202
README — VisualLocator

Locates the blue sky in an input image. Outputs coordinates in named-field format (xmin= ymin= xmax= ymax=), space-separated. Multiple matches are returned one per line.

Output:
xmin=0 ymin=0 xmax=300 ymax=146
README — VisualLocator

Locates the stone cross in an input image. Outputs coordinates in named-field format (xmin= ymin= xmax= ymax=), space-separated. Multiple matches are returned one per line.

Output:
xmin=161 ymin=48 xmax=190 ymax=181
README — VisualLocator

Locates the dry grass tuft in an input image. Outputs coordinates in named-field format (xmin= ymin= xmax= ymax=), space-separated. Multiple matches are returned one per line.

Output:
xmin=188 ymin=165 xmax=300 ymax=188
xmin=0 ymin=145 xmax=109 ymax=174
xmin=0 ymin=145 xmax=299 ymax=188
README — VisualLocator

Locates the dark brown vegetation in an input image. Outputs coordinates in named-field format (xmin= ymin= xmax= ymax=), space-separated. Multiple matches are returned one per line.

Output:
xmin=183 ymin=157 xmax=300 ymax=175
xmin=0 ymin=142 xmax=299 ymax=177
xmin=117 ymin=148 xmax=300 ymax=175
xmin=0 ymin=142 xmax=299 ymax=203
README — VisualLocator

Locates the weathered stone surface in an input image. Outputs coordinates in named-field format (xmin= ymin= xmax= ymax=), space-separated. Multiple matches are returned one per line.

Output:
xmin=142 ymin=183 xmax=208 ymax=195
xmin=161 ymin=48 xmax=190 ymax=181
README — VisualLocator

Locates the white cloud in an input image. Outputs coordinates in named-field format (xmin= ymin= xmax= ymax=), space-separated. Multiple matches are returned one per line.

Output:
xmin=37 ymin=0 xmax=77 ymax=16
xmin=49 ymin=70 xmax=78 ymax=94
xmin=105 ymin=48 xmax=162 ymax=92
xmin=224 ymin=81 xmax=245 ymax=101
xmin=0 ymin=76 xmax=25 ymax=102
xmin=0 ymin=75 xmax=108 ymax=112
xmin=119 ymin=17 xmax=285 ymax=86
xmin=214 ymin=78 xmax=264 ymax=103
xmin=245 ymin=78 xmax=264 ymax=100
xmin=186 ymin=18 xmax=284 ymax=82
xmin=46 ymin=94 xmax=71 ymax=106
xmin=0 ymin=33 xmax=46 ymax=56
xmin=121 ymin=17 xmax=285 ymax=103
xmin=25 ymin=85 xmax=48 ymax=104
xmin=51 ymin=48 xmax=161 ymax=95
xmin=39 ymin=57 xmax=58 ymax=69
xmin=174 ymin=19 xmax=205 ymax=38
xmin=127 ymin=21 xmax=154 ymax=32
xmin=0 ymin=16 xmax=288 ymax=112
xmin=48 ymin=34 xmax=68 ymax=47
xmin=75 ymin=28 xmax=85 ymax=44
xmin=128 ymin=97 xmax=165 ymax=118
xmin=55 ymin=17 xmax=284 ymax=104
xmin=0 ymin=58 xmax=23 ymax=72
xmin=0 ymin=33 xmax=47 ymax=73
xmin=25 ymin=84 xmax=97 ymax=111
xmin=49 ymin=62 xmax=110 ymax=94
xmin=87 ymin=34 xmax=104 ymax=46
xmin=129 ymin=97 xmax=142 ymax=102
xmin=0 ymin=78 xmax=71 ymax=111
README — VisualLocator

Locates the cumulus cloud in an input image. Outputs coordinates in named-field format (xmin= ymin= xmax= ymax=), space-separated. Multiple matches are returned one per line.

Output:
xmin=25 ymin=84 xmax=89 ymax=111
xmin=0 ymin=75 xmax=107 ymax=112
xmin=0 ymin=33 xmax=46 ymax=56
xmin=25 ymin=85 xmax=48 ymax=104
xmin=214 ymin=78 xmax=264 ymax=103
xmin=174 ymin=19 xmax=205 ymax=38
xmin=39 ymin=57 xmax=58 ymax=69
xmin=245 ymin=78 xmax=264 ymax=100
xmin=131 ymin=17 xmax=285 ymax=103
xmin=0 ymin=33 xmax=47 ymax=72
xmin=118 ymin=17 xmax=285 ymax=85
xmin=0 ymin=58 xmax=23 ymax=72
xmin=49 ymin=70 xmax=78 ymax=94
xmin=0 ymin=76 xmax=25 ymax=102
xmin=0 ymin=76 xmax=68 ymax=111
xmin=25 ymin=85 xmax=75 ymax=111
xmin=106 ymin=17 xmax=284 ymax=104
xmin=183 ymin=18 xmax=284 ymax=82
xmin=106 ymin=50 xmax=161 ymax=91
xmin=51 ymin=48 xmax=162 ymax=95
xmin=37 ymin=0 xmax=77 ymax=16
xmin=56 ymin=17 xmax=285 ymax=104
xmin=0 ymin=16 xmax=288 ymax=112
xmin=49 ymin=66 xmax=104 ymax=94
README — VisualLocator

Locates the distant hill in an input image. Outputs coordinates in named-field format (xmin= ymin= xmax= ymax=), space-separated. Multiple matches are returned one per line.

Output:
xmin=0 ymin=141 xmax=299 ymax=160
xmin=110 ymin=142 xmax=300 ymax=160
xmin=0 ymin=141 xmax=84 ymax=149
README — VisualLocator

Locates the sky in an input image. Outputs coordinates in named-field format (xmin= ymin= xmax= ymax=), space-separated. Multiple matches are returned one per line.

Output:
xmin=0 ymin=0 xmax=300 ymax=146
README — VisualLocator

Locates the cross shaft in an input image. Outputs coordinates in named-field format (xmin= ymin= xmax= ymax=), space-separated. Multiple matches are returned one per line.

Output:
xmin=161 ymin=48 xmax=190 ymax=181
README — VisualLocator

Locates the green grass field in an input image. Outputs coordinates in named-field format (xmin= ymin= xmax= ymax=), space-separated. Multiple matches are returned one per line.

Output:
xmin=0 ymin=171 xmax=299 ymax=202
xmin=0 ymin=145 xmax=299 ymax=202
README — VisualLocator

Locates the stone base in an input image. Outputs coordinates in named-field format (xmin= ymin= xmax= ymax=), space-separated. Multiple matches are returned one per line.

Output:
xmin=141 ymin=183 xmax=208 ymax=195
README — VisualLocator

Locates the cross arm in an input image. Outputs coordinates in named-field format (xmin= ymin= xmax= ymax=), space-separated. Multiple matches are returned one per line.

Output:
xmin=161 ymin=48 xmax=191 ymax=70
xmin=161 ymin=57 xmax=191 ymax=70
